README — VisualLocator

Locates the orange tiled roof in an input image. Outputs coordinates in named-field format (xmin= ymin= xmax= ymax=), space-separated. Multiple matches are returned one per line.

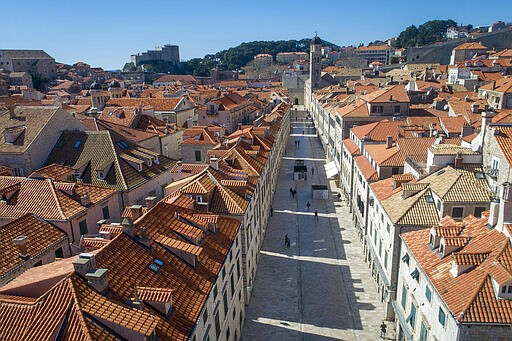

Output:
xmin=354 ymin=155 xmax=378 ymax=181
xmin=479 ymin=77 xmax=512 ymax=93
xmin=402 ymin=215 xmax=512 ymax=324
xmin=0 ymin=214 xmax=67 ymax=281
xmin=342 ymin=138 xmax=360 ymax=155
xmin=0 ymin=177 xmax=116 ymax=221
xmin=494 ymin=126 xmax=512 ymax=166
xmin=454 ymin=42 xmax=488 ymax=50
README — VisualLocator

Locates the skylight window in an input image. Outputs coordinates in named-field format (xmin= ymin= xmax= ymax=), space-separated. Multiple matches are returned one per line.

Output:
xmin=116 ymin=141 xmax=129 ymax=149
xmin=73 ymin=140 xmax=81 ymax=149
xmin=149 ymin=258 xmax=165 ymax=273
xmin=425 ymin=195 xmax=434 ymax=204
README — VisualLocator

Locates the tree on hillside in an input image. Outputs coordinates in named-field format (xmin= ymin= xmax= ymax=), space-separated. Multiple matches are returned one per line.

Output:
xmin=395 ymin=19 xmax=457 ymax=48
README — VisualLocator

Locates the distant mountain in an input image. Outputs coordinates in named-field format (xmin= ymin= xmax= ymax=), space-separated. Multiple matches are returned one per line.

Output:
xmin=124 ymin=38 xmax=338 ymax=77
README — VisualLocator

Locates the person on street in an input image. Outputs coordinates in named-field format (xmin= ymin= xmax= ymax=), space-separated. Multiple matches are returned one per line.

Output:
xmin=306 ymin=201 xmax=311 ymax=211
xmin=290 ymin=187 xmax=293 ymax=197
xmin=284 ymin=234 xmax=289 ymax=247
xmin=271 ymin=206 xmax=273 ymax=217
xmin=380 ymin=322 xmax=387 ymax=339
xmin=286 ymin=238 xmax=290 ymax=248
xmin=311 ymin=167 xmax=314 ymax=175
xmin=314 ymin=210 xmax=318 ymax=221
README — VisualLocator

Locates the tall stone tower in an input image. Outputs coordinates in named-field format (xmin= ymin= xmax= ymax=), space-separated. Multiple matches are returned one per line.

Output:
xmin=310 ymin=34 xmax=322 ymax=89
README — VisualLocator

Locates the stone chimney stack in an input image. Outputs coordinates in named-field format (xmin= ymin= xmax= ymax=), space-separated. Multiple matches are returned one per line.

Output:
xmin=121 ymin=217 xmax=136 ymax=238
xmin=209 ymin=155 xmax=219 ymax=171
xmin=86 ymin=268 xmax=109 ymax=293
xmin=177 ymin=160 xmax=183 ymax=173
xmin=454 ymin=152 xmax=463 ymax=169
xmin=72 ymin=253 xmax=96 ymax=277
xmin=386 ymin=136 xmax=393 ymax=149
xmin=80 ymin=194 xmax=91 ymax=206
xmin=13 ymin=236 xmax=28 ymax=259
xmin=145 ymin=196 xmax=157 ymax=209
xmin=129 ymin=205 xmax=143 ymax=220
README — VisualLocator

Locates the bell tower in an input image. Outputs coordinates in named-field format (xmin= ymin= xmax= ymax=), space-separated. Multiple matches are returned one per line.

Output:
xmin=310 ymin=33 xmax=322 ymax=89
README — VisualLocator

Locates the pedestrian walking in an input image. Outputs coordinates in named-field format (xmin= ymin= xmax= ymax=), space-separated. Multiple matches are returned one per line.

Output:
xmin=290 ymin=187 xmax=293 ymax=198
xmin=284 ymin=234 xmax=288 ymax=247
xmin=380 ymin=321 xmax=387 ymax=339
xmin=286 ymin=239 xmax=290 ymax=248
xmin=314 ymin=210 xmax=318 ymax=221
xmin=298 ymin=140 xmax=300 ymax=147
xmin=292 ymin=189 xmax=296 ymax=198
xmin=270 ymin=206 xmax=273 ymax=217
xmin=311 ymin=167 xmax=314 ymax=175
xmin=302 ymin=130 xmax=304 ymax=135
xmin=306 ymin=201 xmax=310 ymax=211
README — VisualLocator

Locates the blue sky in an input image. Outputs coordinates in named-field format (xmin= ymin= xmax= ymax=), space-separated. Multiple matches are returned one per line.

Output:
xmin=2 ymin=0 xmax=511 ymax=69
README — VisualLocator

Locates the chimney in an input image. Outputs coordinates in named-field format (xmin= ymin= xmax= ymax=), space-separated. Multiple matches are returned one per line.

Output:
xmin=129 ymin=205 xmax=143 ymax=220
xmin=177 ymin=160 xmax=183 ymax=173
xmin=209 ymin=155 xmax=219 ymax=171
xmin=13 ymin=236 xmax=28 ymax=259
xmin=487 ymin=201 xmax=499 ymax=227
xmin=99 ymin=230 xmax=111 ymax=240
xmin=496 ymin=182 xmax=512 ymax=232
xmin=389 ymin=95 xmax=394 ymax=101
xmin=386 ymin=136 xmax=393 ymax=149
xmin=80 ymin=194 xmax=91 ymax=206
xmin=470 ymin=103 xmax=479 ymax=113
xmin=492 ymin=81 xmax=496 ymax=90
xmin=73 ymin=253 xmax=96 ymax=276
xmin=145 ymin=196 xmax=157 ymax=209
xmin=121 ymin=216 xmax=136 ymax=238
xmin=86 ymin=268 xmax=109 ymax=293
xmin=238 ymin=123 xmax=242 ymax=130
xmin=138 ymin=226 xmax=151 ymax=247
xmin=454 ymin=152 xmax=463 ymax=169
xmin=461 ymin=124 xmax=473 ymax=137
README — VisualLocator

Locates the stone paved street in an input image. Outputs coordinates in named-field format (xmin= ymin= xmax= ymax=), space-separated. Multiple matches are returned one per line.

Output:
xmin=241 ymin=113 xmax=395 ymax=340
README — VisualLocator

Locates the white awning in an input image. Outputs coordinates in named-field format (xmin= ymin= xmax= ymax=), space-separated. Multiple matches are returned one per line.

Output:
xmin=324 ymin=161 xmax=338 ymax=178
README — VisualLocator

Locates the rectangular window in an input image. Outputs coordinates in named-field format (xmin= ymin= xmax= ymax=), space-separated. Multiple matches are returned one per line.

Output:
xmin=195 ymin=150 xmax=202 ymax=161
xmin=230 ymin=273 xmax=235 ymax=298
xmin=79 ymin=219 xmax=88 ymax=235
xmin=203 ymin=307 xmax=208 ymax=325
xmin=401 ymin=285 xmax=407 ymax=309
xmin=371 ymin=105 xmax=383 ymax=113
xmin=394 ymin=105 xmax=401 ymax=114
xmin=102 ymin=205 xmax=110 ymax=219
xmin=420 ymin=322 xmax=428 ymax=341
xmin=438 ymin=308 xmax=446 ymax=326
xmin=474 ymin=206 xmax=486 ymax=218
xmin=407 ymin=303 xmax=416 ymax=329
xmin=384 ymin=250 xmax=389 ymax=269
xmin=213 ymin=285 xmax=218 ymax=299
xmin=392 ymin=167 xmax=400 ymax=175
xmin=425 ymin=286 xmax=432 ymax=302
xmin=451 ymin=207 xmax=464 ymax=218
xmin=215 ymin=311 xmax=221 ymax=338
xmin=55 ymin=247 xmax=64 ymax=258
xmin=223 ymin=291 xmax=228 ymax=317
xmin=379 ymin=239 xmax=383 ymax=257
xmin=237 ymin=260 xmax=241 ymax=280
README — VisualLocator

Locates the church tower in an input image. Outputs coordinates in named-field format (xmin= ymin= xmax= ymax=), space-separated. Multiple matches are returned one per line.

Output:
xmin=310 ymin=34 xmax=322 ymax=89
